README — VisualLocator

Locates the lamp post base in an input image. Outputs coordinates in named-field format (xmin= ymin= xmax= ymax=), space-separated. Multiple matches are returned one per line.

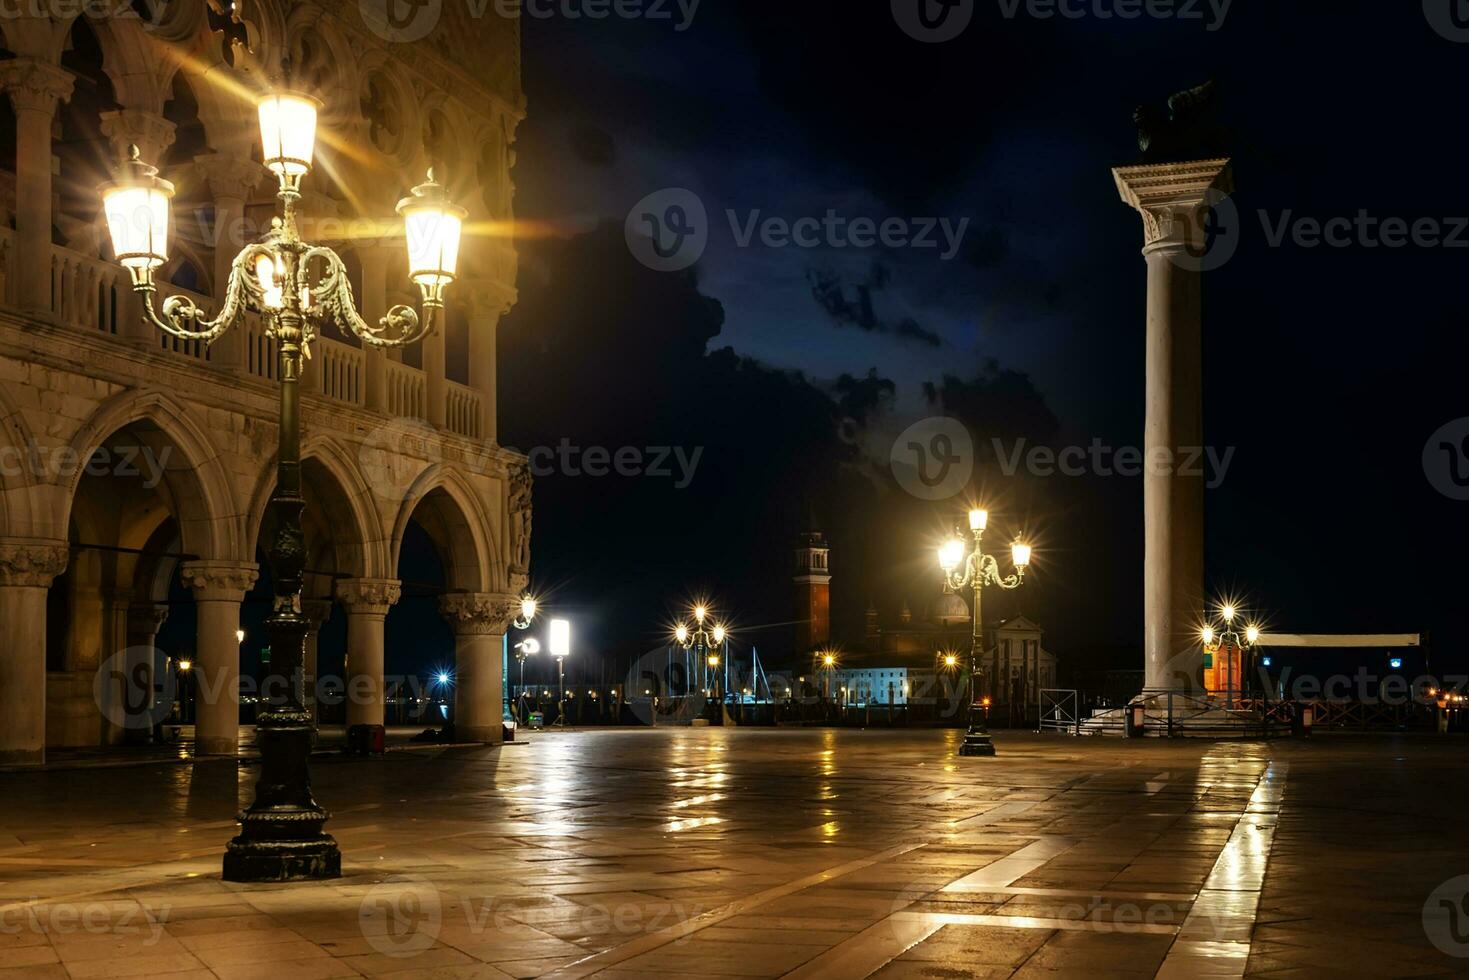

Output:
xmin=958 ymin=704 xmax=996 ymax=757
xmin=223 ymin=835 xmax=341 ymax=882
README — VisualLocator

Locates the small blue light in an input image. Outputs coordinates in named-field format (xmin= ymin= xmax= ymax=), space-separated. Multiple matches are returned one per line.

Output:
xmin=1390 ymin=658 xmax=1403 ymax=670
xmin=437 ymin=672 xmax=450 ymax=685
xmin=1261 ymin=656 xmax=1273 ymax=668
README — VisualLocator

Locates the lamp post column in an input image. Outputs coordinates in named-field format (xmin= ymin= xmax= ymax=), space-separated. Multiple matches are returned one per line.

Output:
xmin=440 ymin=594 xmax=517 ymax=744
xmin=1114 ymin=159 xmax=1233 ymax=697
xmin=960 ymin=532 xmax=995 ymax=757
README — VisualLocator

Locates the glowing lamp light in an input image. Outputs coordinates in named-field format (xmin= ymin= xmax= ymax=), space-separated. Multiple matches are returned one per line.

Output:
xmin=943 ymin=654 xmax=959 ymax=668
xmin=938 ymin=539 xmax=965 ymax=572
xmin=235 ymin=629 xmax=245 ymax=644
xmin=1261 ymin=656 xmax=1273 ymax=667
xmin=256 ymin=254 xmax=284 ymax=309
xmin=397 ymin=169 xmax=466 ymax=303
xmin=549 ymin=618 xmax=570 ymax=658
xmin=712 ymin=625 xmax=727 ymax=644
xmin=101 ymin=146 xmax=174 ymax=274
xmin=675 ymin=624 xmax=689 ymax=645
xmin=437 ymin=672 xmax=450 ymax=685
xmin=1246 ymin=625 xmax=1261 ymax=645
xmin=707 ymin=654 xmax=720 ymax=668
xmin=258 ymin=92 xmax=320 ymax=178
xmin=519 ymin=637 xmax=540 ymax=655
xmin=1221 ymin=605 xmax=1237 ymax=624
xmin=520 ymin=596 xmax=537 ymax=622
xmin=694 ymin=605 xmax=707 ymax=624
xmin=822 ymin=653 xmax=836 ymax=668
xmin=1011 ymin=542 xmax=1032 ymax=569
xmin=969 ymin=508 xmax=988 ymax=531
xmin=1390 ymin=657 xmax=1404 ymax=670
xmin=1201 ymin=626 xmax=1216 ymax=647
xmin=177 ymin=659 xmax=192 ymax=672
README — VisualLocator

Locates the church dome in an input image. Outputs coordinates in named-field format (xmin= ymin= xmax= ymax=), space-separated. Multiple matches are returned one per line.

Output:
xmin=930 ymin=592 xmax=971 ymax=626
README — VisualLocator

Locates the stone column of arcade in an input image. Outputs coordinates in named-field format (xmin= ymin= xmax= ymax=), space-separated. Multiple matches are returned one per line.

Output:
xmin=124 ymin=601 xmax=170 ymax=744
xmin=0 ymin=59 xmax=74 ymax=316
xmin=193 ymin=151 xmax=266 ymax=373
xmin=179 ymin=561 xmax=259 ymax=755
xmin=337 ymin=579 xmax=400 ymax=728
xmin=0 ymin=540 xmax=69 ymax=766
xmin=439 ymin=594 xmax=517 ymax=744
xmin=301 ymin=598 xmax=332 ymax=725
xmin=1113 ymin=158 xmax=1234 ymax=697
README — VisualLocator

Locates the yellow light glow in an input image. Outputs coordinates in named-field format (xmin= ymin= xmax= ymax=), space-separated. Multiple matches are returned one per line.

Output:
xmin=178 ymin=660 xmax=192 ymax=672
xmin=707 ymin=654 xmax=720 ymax=668
xmin=1222 ymin=604 xmax=1236 ymax=623
xmin=103 ymin=184 xmax=172 ymax=270
xmin=943 ymin=653 xmax=958 ymax=668
xmin=675 ymin=624 xmax=689 ymax=645
xmin=520 ymin=596 xmax=537 ymax=621
xmin=821 ymin=653 xmax=836 ymax=668
xmin=969 ymin=508 xmax=988 ymax=531
xmin=549 ymin=618 xmax=570 ymax=658
xmin=256 ymin=254 xmax=283 ymax=309
xmin=258 ymin=92 xmax=319 ymax=177
xmin=712 ymin=625 xmax=726 ymax=644
xmin=1202 ymin=626 xmax=1216 ymax=647
xmin=694 ymin=605 xmax=707 ymax=623
xmin=1246 ymin=625 xmax=1261 ymax=645
xmin=1012 ymin=541 xmax=1032 ymax=569
xmin=939 ymin=539 xmax=965 ymax=572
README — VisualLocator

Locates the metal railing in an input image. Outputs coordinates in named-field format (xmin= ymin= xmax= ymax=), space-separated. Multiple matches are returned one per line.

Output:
xmin=1038 ymin=689 xmax=1080 ymax=735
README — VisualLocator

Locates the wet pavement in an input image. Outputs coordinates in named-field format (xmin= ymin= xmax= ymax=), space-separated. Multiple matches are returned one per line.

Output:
xmin=0 ymin=729 xmax=1464 ymax=978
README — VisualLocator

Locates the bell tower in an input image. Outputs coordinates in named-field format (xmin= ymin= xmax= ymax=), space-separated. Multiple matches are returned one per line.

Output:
xmin=793 ymin=530 xmax=832 ymax=655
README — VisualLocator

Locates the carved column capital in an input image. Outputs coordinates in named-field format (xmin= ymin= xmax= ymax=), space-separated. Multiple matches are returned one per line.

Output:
xmin=0 ymin=538 xmax=69 ymax=587
xmin=301 ymin=598 xmax=334 ymax=630
xmin=460 ymin=276 xmax=517 ymax=321
xmin=336 ymin=578 xmax=401 ymax=616
xmin=179 ymin=560 xmax=259 ymax=602
xmin=193 ymin=152 xmax=266 ymax=201
xmin=128 ymin=601 xmax=170 ymax=635
xmin=99 ymin=109 xmax=177 ymax=166
xmin=439 ymin=592 xmax=518 ymax=636
xmin=1113 ymin=158 xmax=1234 ymax=252
xmin=0 ymin=59 xmax=75 ymax=115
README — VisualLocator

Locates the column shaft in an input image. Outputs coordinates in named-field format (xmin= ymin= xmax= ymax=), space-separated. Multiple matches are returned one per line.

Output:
xmin=337 ymin=579 xmax=400 ymax=729
xmin=454 ymin=630 xmax=505 ymax=743
xmin=0 ymin=540 xmax=69 ymax=766
xmin=0 ymin=61 xmax=73 ymax=315
xmin=181 ymin=561 xmax=258 ymax=756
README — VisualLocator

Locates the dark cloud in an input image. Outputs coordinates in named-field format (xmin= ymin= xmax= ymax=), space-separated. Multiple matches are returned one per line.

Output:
xmin=807 ymin=263 xmax=942 ymax=347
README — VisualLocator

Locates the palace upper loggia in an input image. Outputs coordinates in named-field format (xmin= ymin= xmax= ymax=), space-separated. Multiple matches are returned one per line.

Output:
xmin=0 ymin=1 xmax=528 ymax=765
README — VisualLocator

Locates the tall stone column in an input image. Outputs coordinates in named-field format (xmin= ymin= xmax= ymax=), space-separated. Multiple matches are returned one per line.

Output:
xmin=180 ymin=561 xmax=258 ymax=756
xmin=337 ymin=578 xmax=399 ymax=728
xmin=359 ymin=246 xmax=390 ymax=412
xmin=0 ymin=60 xmax=74 ymax=316
xmin=194 ymin=153 xmax=265 ymax=373
xmin=301 ymin=598 xmax=333 ymax=725
xmin=119 ymin=598 xmax=168 ymax=745
xmin=439 ymin=593 xmax=517 ymax=744
xmin=424 ymin=304 xmax=447 ymax=428
xmin=1114 ymin=158 xmax=1233 ymax=696
xmin=0 ymin=540 xmax=69 ymax=766
xmin=465 ymin=280 xmax=511 ymax=442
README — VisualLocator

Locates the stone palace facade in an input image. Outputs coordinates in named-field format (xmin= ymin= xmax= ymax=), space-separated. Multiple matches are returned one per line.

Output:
xmin=0 ymin=1 xmax=528 ymax=764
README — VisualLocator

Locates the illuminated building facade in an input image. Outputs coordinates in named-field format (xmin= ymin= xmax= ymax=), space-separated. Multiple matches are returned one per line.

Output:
xmin=0 ymin=1 xmax=527 ymax=764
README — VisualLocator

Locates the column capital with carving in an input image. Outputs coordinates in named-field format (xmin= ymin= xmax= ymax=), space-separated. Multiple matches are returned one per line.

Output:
xmin=100 ymin=109 xmax=176 ymax=167
xmin=460 ymin=275 xmax=518 ymax=321
xmin=1113 ymin=158 xmax=1233 ymax=252
xmin=439 ymin=592 xmax=519 ymax=636
xmin=301 ymin=598 xmax=334 ymax=629
xmin=0 ymin=59 xmax=75 ymax=115
xmin=336 ymin=578 xmax=402 ymax=616
xmin=179 ymin=560 xmax=259 ymax=602
xmin=128 ymin=601 xmax=170 ymax=635
xmin=0 ymin=538 xmax=69 ymax=587
xmin=193 ymin=152 xmax=267 ymax=201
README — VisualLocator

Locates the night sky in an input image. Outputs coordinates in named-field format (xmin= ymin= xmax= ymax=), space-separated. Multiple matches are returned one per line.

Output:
xmin=269 ymin=2 xmax=1469 ymax=690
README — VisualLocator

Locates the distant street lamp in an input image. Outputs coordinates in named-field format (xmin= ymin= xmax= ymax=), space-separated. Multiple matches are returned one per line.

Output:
xmin=549 ymin=619 xmax=571 ymax=728
xmin=101 ymin=84 xmax=465 ymax=882
xmin=675 ymin=603 xmax=731 ymax=707
xmin=513 ymin=637 xmax=541 ymax=703
xmin=1200 ymin=604 xmax=1262 ymax=700
xmin=939 ymin=508 xmax=1032 ymax=757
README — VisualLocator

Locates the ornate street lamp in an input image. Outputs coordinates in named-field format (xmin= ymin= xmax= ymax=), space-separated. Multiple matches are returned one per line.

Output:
xmin=674 ymin=604 xmax=730 ymax=707
xmin=939 ymin=508 xmax=1032 ymax=757
xmin=1200 ymin=604 xmax=1262 ymax=703
xmin=100 ymin=90 xmax=466 ymax=882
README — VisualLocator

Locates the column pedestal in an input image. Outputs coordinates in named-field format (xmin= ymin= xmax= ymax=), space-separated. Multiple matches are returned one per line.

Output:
xmin=0 ymin=540 xmax=69 ymax=766
xmin=1115 ymin=158 xmax=1233 ymax=697
xmin=180 ymin=561 xmax=258 ymax=756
